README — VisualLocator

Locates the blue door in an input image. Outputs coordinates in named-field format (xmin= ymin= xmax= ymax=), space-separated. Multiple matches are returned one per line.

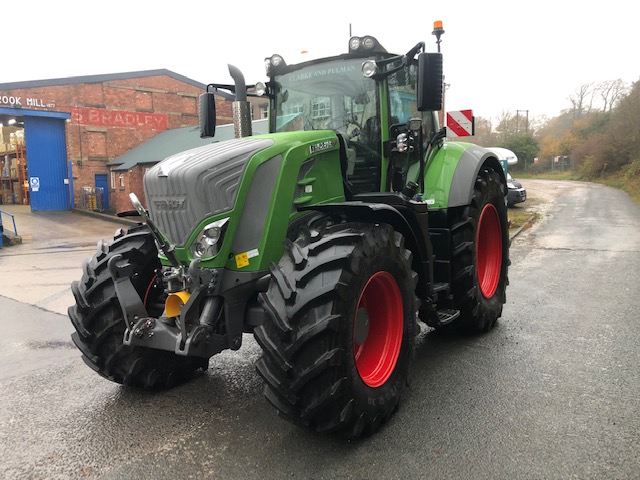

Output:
xmin=24 ymin=116 xmax=69 ymax=211
xmin=95 ymin=174 xmax=109 ymax=211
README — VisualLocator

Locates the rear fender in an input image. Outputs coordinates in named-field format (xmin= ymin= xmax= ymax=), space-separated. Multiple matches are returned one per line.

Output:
xmin=423 ymin=142 xmax=506 ymax=209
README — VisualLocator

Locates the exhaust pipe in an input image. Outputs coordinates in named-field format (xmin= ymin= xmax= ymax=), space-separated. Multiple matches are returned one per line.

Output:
xmin=228 ymin=64 xmax=252 ymax=138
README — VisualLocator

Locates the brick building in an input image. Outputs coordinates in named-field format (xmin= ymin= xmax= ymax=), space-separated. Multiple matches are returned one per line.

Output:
xmin=0 ymin=70 xmax=268 ymax=212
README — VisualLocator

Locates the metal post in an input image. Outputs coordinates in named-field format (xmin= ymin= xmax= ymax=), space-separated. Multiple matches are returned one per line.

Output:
xmin=516 ymin=110 xmax=529 ymax=133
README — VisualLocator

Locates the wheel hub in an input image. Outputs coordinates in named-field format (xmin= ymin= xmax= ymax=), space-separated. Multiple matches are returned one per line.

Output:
xmin=353 ymin=271 xmax=403 ymax=388
xmin=354 ymin=308 xmax=370 ymax=345
xmin=476 ymin=203 xmax=502 ymax=298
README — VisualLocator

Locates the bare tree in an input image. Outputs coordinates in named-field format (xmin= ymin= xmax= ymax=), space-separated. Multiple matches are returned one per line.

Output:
xmin=495 ymin=111 xmax=516 ymax=138
xmin=568 ymin=83 xmax=593 ymax=119
xmin=596 ymin=79 xmax=629 ymax=112
xmin=468 ymin=116 xmax=497 ymax=146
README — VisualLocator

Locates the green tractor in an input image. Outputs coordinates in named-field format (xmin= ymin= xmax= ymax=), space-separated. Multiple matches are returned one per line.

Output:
xmin=69 ymin=25 xmax=509 ymax=438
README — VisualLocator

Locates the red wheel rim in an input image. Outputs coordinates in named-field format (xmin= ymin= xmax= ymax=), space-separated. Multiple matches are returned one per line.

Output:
xmin=476 ymin=204 xmax=502 ymax=298
xmin=353 ymin=271 xmax=403 ymax=388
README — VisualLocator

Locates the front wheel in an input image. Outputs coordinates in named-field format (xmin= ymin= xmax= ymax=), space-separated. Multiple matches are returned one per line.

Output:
xmin=68 ymin=225 xmax=208 ymax=388
xmin=254 ymin=222 xmax=417 ymax=438
xmin=448 ymin=167 xmax=510 ymax=334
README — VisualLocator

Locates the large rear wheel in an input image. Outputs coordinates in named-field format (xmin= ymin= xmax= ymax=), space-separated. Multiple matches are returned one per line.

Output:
xmin=254 ymin=222 xmax=417 ymax=437
xmin=68 ymin=225 xmax=208 ymax=387
xmin=448 ymin=167 xmax=510 ymax=333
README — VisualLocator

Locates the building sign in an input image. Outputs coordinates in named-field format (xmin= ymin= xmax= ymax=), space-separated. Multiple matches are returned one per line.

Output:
xmin=70 ymin=106 xmax=168 ymax=131
xmin=0 ymin=95 xmax=55 ymax=108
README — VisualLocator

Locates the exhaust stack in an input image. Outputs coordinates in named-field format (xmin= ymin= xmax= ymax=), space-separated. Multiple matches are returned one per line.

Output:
xmin=228 ymin=64 xmax=252 ymax=138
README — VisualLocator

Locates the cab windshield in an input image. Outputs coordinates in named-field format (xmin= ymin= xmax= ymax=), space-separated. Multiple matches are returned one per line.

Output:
xmin=273 ymin=58 xmax=378 ymax=138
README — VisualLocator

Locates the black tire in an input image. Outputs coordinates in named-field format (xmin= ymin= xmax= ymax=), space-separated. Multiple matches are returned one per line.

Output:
xmin=254 ymin=222 xmax=417 ymax=438
xmin=448 ymin=167 xmax=510 ymax=334
xmin=68 ymin=225 xmax=208 ymax=388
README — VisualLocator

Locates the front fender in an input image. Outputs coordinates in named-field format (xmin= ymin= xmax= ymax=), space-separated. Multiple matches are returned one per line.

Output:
xmin=298 ymin=200 xmax=434 ymax=300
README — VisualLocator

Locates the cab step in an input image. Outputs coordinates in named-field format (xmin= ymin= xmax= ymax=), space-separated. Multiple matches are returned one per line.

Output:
xmin=433 ymin=282 xmax=449 ymax=293
xmin=436 ymin=308 xmax=460 ymax=325
xmin=432 ymin=282 xmax=450 ymax=303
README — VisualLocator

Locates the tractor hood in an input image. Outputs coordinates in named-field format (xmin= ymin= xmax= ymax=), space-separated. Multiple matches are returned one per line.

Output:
xmin=143 ymin=137 xmax=275 ymax=246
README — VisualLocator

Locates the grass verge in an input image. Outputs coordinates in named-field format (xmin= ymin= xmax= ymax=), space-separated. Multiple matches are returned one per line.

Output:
xmin=507 ymin=195 xmax=543 ymax=238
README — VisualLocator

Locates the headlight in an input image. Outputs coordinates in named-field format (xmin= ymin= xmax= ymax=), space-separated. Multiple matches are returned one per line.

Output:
xmin=362 ymin=60 xmax=378 ymax=78
xmin=507 ymin=182 xmax=516 ymax=189
xmin=255 ymin=82 xmax=267 ymax=97
xmin=265 ymin=54 xmax=286 ymax=76
xmin=271 ymin=54 xmax=285 ymax=67
xmin=348 ymin=35 xmax=384 ymax=53
xmin=362 ymin=36 xmax=376 ymax=50
xmin=191 ymin=217 xmax=230 ymax=259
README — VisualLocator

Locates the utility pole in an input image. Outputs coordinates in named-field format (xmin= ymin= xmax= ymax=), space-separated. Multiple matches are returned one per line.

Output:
xmin=516 ymin=109 xmax=529 ymax=133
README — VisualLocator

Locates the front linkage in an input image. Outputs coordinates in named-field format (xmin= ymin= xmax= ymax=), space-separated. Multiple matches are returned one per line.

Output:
xmin=113 ymin=255 xmax=227 ymax=359
xmin=116 ymin=193 xmax=228 ymax=358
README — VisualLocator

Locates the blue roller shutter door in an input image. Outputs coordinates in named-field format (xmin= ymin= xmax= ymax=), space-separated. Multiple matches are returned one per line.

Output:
xmin=24 ymin=116 xmax=69 ymax=211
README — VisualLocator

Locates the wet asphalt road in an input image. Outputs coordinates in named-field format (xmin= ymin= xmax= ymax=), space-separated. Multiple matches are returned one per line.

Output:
xmin=0 ymin=181 xmax=639 ymax=479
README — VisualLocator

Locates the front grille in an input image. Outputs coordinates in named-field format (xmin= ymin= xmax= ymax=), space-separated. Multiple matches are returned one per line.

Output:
xmin=144 ymin=138 xmax=274 ymax=246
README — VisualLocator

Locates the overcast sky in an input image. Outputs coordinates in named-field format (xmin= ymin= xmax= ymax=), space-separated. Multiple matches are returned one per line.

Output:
xmin=4 ymin=0 xmax=637 ymax=123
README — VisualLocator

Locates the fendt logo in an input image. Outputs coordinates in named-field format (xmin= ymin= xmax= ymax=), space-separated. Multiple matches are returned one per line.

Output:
xmin=153 ymin=198 xmax=185 ymax=209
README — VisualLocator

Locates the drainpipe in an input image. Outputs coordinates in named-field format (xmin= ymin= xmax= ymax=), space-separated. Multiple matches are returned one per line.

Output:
xmin=228 ymin=64 xmax=252 ymax=138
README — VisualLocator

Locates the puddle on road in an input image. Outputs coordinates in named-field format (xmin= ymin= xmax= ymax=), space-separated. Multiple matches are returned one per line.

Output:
xmin=32 ymin=241 xmax=99 ymax=250
xmin=23 ymin=341 xmax=76 ymax=350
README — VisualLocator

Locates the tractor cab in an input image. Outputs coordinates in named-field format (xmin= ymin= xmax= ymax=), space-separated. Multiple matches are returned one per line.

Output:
xmin=199 ymin=35 xmax=444 ymax=197
xmin=261 ymin=36 xmax=443 ymax=196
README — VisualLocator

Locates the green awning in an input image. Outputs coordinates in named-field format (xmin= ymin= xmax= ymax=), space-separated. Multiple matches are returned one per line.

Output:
xmin=110 ymin=119 xmax=269 ymax=171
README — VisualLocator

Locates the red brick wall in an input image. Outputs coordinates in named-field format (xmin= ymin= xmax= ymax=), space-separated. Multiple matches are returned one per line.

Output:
xmin=0 ymin=73 xmax=236 ymax=212
xmin=1 ymin=72 xmax=267 ymax=213
xmin=111 ymin=165 xmax=147 ymax=213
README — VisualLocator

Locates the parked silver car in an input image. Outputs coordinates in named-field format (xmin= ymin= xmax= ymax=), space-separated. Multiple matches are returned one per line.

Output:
xmin=507 ymin=172 xmax=526 ymax=206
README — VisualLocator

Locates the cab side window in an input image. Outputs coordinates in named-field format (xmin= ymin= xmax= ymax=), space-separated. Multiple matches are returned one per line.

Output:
xmin=389 ymin=64 xmax=437 ymax=153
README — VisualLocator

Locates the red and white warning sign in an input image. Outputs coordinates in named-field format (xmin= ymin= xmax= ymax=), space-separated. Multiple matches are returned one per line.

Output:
xmin=446 ymin=109 xmax=474 ymax=137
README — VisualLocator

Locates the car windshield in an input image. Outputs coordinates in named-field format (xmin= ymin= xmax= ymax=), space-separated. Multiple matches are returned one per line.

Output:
xmin=273 ymin=58 xmax=378 ymax=136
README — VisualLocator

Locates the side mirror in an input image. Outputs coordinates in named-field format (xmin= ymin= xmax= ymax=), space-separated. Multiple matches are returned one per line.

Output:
xmin=417 ymin=52 xmax=443 ymax=111
xmin=199 ymin=92 xmax=216 ymax=138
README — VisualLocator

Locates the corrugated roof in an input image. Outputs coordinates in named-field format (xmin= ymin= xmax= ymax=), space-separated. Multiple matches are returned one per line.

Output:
xmin=110 ymin=119 xmax=269 ymax=171
xmin=0 ymin=69 xmax=215 ymax=92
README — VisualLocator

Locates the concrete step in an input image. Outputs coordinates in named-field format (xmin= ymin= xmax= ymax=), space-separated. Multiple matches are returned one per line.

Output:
xmin=1 ymin=231 xmax=22 ymax=247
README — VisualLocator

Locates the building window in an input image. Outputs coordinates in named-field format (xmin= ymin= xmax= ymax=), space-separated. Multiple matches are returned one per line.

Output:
xmin=311 ymin=96 xmax=330 ymax=120
xmin=284 ymin=103 xmax=304 ymax=116
xmin=119 ymin=174 xmax=125 ymax=189
xmin=259 ymin=105 xmax=268 ymax=119
xmin=110 ymin=171 xmax=116 ymax=190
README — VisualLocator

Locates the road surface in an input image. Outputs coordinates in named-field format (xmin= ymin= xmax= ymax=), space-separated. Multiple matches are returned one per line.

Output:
xmin=0 ymin=180 xmax=638 ymax=479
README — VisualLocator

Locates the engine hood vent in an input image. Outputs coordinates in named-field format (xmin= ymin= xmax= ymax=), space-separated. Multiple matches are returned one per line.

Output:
xmin=144 ymin=137 xmax=274 ymax=246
